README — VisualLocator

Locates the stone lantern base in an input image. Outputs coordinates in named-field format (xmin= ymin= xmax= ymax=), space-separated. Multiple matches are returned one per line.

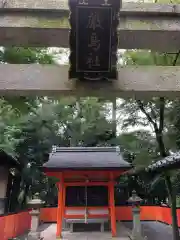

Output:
xmin=129 ymin=234 xmax=148 ymax=240
xmin=27 ymin=232 xmax=42 ymax=240
xmin=129 ymin=207 xmax=147 ymax=240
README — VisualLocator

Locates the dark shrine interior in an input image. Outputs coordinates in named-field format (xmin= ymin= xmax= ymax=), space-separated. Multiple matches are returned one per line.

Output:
xmin=65 ymin=186 xmax=109 ymax=207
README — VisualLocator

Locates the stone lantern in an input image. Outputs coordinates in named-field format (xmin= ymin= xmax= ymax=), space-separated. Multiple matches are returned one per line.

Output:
xmin=27 ymin=193 xmax=44 ymax=240
xmin=128 ymin=190 xmax=142 ymax=207
xmin=128 ymin=190 xmax=145 ymax=240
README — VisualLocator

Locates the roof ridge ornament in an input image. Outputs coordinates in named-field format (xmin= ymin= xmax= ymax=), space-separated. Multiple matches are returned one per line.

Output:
xmin=102 ymin=0 xmax=111 ymax=6
xmin=79 ymin=0 xmax=88 ymax=5
xmin=52 ymin=145 xmax=57 ymax=153
xmin=116 ymin=146 xmax=120 ymax=153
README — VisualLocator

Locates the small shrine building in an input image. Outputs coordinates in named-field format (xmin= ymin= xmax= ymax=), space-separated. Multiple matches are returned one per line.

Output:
xmin=43 ymin=147 xmax=131 ymax=238
xmin=0 ymin=150 xmax=19 ymax=214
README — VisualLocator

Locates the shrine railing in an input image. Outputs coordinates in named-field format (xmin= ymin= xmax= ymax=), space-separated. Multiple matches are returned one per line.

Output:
xmin=65 ymin=206 xmax=109 ymax=219
xmin=0 ymin=210 xmax=31 ymax=240
xmin=1 ymin=205 xmax=180 ymax=240
xmin=40 ymin=205 xmax=180 ymax=227
xmin=1 ymin=205 xmax=179 ymax=240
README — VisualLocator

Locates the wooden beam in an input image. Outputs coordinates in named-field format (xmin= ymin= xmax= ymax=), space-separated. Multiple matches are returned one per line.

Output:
xmin=1 ymin=1 xmax=180 ymax=15
xmin=1 ymin=3 xmax=180 ymax=50
xmin=0 ymin=0 xmax=70 ymax=11
xmin=64 ymin=182 xmax=109 ymax=187
xmin=1 ymin=64 xmax=180 ymax=97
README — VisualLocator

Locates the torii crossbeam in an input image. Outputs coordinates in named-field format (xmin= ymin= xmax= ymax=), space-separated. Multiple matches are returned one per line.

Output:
xmin=0 ymin=1 xmax=180 ymax=51
xmin=0 ymin=0 xmax=180 ymax=97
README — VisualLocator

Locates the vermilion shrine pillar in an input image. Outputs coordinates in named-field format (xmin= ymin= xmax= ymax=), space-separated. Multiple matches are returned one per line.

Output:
xmin=109 ymin=173 xmax=117 ymax=237
xmin=56 ymin=173 xmax=64 ymax=239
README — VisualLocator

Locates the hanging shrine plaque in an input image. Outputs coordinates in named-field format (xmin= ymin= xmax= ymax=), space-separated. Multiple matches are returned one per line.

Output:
xmin=69 ymin=0 xmax=120 ymax=81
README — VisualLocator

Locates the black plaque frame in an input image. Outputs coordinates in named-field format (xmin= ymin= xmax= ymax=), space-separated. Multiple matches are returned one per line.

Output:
xmin=69 ymin=0 xmax=120 ymax=81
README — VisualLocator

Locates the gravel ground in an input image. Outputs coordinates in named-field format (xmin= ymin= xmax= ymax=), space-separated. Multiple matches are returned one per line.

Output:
xmin=19 ymin=222 xmax=176 ymax=240
xmin=20 ymin=223 xmax=129 ymax=240
xmin=123 ymin=221 xmax=175 ymax=240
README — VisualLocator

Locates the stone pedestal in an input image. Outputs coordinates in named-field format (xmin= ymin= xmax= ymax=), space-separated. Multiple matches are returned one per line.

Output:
xmin=0 ymin=198 xmax=6 ymax=214
xmin=28 ymin=209 xmax=41 ymax=240
xmin=0 ymin=166 xmax=9 ymax=214
xmin=132 ymin=206 xmax=143 ymax=240
xmin=26 ymin=194 xmax=44 ymax=240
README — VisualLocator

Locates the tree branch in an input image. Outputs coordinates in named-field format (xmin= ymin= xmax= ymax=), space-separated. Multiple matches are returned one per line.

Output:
xmin=152 ymin=52 xmax=158 ymax=65
xmin=149 ymin=102 xmax=158 ymax=124
xmin=136 ymin=100 xmax=158 ymax=132
xmin=159 ymin=97 xmax=165 ymax=133
xmin=172 ymin=50 xmax=180 ymax=66
xmin=157 ymin=50 xmax=180 ymax=138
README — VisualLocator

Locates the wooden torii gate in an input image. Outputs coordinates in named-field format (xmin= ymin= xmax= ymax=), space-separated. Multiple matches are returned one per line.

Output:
xmin=0 ymin=0 xmax=180 ymax=96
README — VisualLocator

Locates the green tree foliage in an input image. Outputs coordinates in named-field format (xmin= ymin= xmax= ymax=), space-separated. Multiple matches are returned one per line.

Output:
xmin=1 ymin=93 xmax=116 ymax=209
xmin=0 ymin=47 xmax=57 ymax=209
xmin=120 ymin=49 xmax=180 ymax=240
xmin=13 ymin=97 xmax=115 ymax=207
xmin=0 ymin=99 xmax=21 ymax=156
xmin=0 ymin=47 xmax=54 ymax=64
xmin=117 ymin=130 xmax=156 ymax=167
xmin=53 ymin=97 xmax=114 ymax=147
xmin=12 ymin=102 xmax=60 ymax=208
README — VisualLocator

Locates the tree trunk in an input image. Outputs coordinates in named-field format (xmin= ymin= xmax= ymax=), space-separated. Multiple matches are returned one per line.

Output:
xmin=165 ymin=174 xmax=180 ymax=240
xmin=21 ymin=183 xmax=30 ymax=209
xmin=112 ymin=98 xmax=116 ymax=146
xmin=153 ymin=97 xmax=180 ymax=239
xmin=5 ymin=172 xmax=13 ymax=213
xmin=155 ymin=132 xmax=167 ymax=157
xmin=9 ymin=174 xmax=21 ymax=212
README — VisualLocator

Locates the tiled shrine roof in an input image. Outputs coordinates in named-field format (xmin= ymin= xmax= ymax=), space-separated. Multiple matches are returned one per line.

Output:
xmin=43 ymin=146 xmax=131 ymax=170
xmin=146 ymin=151 xmax=180 ymax=173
